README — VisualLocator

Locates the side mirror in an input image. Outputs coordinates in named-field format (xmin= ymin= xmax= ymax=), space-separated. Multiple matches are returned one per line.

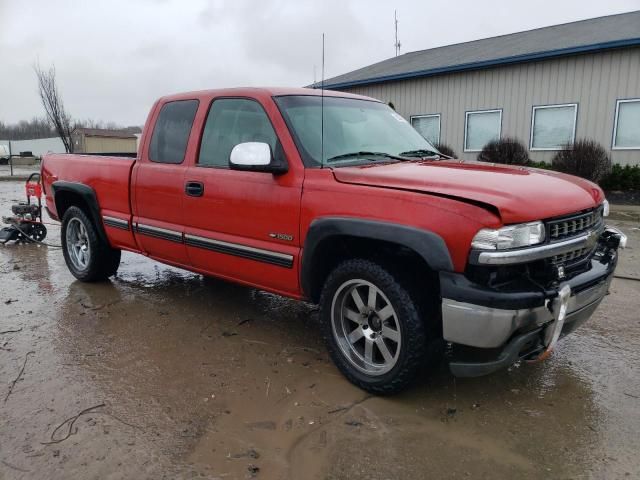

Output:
xmin=229 ymin=142 xmax=287 ymax=174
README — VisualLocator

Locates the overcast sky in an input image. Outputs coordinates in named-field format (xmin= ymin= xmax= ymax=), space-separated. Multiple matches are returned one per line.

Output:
xmin=1 ymin=0 xmax=638 ymax=126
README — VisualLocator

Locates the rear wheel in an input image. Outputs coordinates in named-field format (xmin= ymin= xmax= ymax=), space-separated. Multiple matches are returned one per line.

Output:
xmin=320 ymin=259 xmax=428 ymax=395
xmin=61 ymin=206 xmax=121 ymax=282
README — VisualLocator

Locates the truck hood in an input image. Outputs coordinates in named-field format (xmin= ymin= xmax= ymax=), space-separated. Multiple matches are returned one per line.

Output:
xmin=332 ymin=160 xmax=604 ymax=224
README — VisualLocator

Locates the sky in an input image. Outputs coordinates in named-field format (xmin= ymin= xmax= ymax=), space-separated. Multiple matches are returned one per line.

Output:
xmin=1 ymin=0 xmax=639 ymax=126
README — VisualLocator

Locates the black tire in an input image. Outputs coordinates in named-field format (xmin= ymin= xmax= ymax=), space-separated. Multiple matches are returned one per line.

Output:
xmin=319 ymin=258 xmax=428 ymax=395
xmin=61 ymin=206 xmax=121 ymax=282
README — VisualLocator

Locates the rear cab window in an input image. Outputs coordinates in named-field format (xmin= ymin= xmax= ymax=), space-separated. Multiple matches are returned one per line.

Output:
xmin=149 ymin=100 xmax=199 ymax=164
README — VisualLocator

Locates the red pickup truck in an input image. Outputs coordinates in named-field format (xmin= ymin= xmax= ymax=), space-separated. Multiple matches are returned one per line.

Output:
xmin=42 ymin=87 xmax=625 ymax=394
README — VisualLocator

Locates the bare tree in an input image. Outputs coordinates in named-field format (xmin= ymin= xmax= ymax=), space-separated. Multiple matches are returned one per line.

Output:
xmin=34 ymin=64 xmax=74 ymax=153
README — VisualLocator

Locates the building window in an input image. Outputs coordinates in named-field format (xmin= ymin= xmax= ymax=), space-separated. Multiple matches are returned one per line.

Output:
xmin=410 ymin=114 xmax=440 ymax=145
xmin=464 ymin=109 xmax=502 ymax=152
xmin=530 ymin=104 xmax=577 ymax=150
xmin=613 ymin=99 xmax=640 ymax=150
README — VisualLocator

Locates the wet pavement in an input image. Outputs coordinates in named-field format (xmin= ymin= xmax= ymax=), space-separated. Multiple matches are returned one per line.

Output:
xmin=1 ymin=180 xmax=639 ymax=480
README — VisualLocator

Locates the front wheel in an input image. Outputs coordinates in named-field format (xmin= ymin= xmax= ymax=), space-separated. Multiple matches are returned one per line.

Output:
xmin=320 ymin=259 xmax=428 ymax=395
xmin=61 ymin=206 xmax=121 ymax=282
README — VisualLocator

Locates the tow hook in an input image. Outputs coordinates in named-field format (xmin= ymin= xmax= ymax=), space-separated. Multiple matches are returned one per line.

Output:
xmin=529 ymin=284 xmax=572 ymax=362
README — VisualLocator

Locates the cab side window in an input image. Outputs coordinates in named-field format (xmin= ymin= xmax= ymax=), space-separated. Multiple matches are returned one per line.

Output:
xmin=149 ymin=100 xmax=199 ymax=164
xmin=198 ymin=98 xmax=282 ymax=167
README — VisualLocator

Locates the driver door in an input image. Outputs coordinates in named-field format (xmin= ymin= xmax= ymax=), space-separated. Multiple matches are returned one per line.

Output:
xmin=182 ymin=97 xmax=302 ymax=296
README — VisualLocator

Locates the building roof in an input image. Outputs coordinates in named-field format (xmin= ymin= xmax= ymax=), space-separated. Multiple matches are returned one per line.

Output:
xmin=321 ymin=10 xmax=640 ymax=89
xmin=73 ymin=128 xmax=138 ymax=139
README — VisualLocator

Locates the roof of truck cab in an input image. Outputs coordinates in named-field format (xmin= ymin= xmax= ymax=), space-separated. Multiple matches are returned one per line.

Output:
xmin=157 ymin=87 xmax=379 ymax=103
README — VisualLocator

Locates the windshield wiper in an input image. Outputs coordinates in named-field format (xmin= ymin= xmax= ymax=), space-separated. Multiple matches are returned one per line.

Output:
xmin=399 ymin=149 xmax=450 ymax=159
xmin=325 ymin=151 xmax=406 ymax=163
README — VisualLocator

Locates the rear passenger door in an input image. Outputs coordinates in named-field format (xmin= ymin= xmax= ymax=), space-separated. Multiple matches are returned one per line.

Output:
xmin=182 ymin=97 xmax=302 ymax=296
xmin=132 ymin=99 xmax=199 ymax=267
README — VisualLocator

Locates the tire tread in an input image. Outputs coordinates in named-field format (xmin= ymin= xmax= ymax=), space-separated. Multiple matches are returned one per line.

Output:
xmin=61 ymin=206 xmax=121 ymax=282
xmin=320 ymin=258 xmax=427 ymax=395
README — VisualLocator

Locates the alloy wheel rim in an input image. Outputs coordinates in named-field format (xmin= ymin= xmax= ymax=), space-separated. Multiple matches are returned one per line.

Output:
xmin=331 ymin=279 xmax=402 ymax=376
xmin=66 ymin=218 xmax=90 ymax=270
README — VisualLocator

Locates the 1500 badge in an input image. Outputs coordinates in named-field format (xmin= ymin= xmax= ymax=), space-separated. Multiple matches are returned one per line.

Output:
xmin=269 ymin=232 xmax=294 ymax=241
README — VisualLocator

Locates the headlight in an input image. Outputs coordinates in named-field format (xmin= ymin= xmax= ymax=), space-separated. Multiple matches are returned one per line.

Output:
xmin=471 ymin=221 xmax=545 ymax=250
xmin=602 ymin=199 xmax=609 ymax=217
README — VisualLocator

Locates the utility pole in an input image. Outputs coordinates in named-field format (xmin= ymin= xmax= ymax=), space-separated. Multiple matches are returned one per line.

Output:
xmin=394 ymin=10 xmax=401 ymax=56
xmin=8 ymin=140 xmax=13 ymax=177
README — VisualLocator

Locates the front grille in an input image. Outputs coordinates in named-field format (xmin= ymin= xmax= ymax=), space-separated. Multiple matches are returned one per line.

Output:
xmin=547 ymin=207 xmax=603 ymax=241
xmin=549 ymin=246 xmax=592 ymax=265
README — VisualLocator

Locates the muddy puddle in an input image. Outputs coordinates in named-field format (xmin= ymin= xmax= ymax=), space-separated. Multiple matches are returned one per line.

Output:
xmin=1 ymin=180 xmax=639 ymax=479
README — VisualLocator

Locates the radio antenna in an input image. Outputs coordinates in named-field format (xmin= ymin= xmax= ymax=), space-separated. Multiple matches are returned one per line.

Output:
xmin=394 ymin=10 xmax=401 ymax=56
xmin=321 ymin=33 xmax=325 ymax=166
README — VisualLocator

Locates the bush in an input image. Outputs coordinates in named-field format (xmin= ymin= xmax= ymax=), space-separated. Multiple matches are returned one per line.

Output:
xmin=526 ymin=160 xmax=640 ymax=191
xmin=551 ymin=139 xmax=611 ymax=183
xmin=477 ymin=137 xmax=529 ymax=165
xmin=527 ymin=160 xmax=554 ymax=170
xmin=600 ymin=164 xmax=640 ymax=191
xmin=434 ymin=142 xmax=456 ymax=158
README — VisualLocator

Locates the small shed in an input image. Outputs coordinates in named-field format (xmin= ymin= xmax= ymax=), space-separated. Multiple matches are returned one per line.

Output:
xmin=72 ymin=128 xmax=138 ymax=154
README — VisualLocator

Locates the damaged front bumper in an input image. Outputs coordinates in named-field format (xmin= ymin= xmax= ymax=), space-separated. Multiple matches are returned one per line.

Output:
xmin=440 ymin=226 xmax=626 ymax=377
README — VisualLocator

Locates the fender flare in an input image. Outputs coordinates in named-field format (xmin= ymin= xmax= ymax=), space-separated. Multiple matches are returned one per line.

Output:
xmin=300 ymin=217 xmax=454 ymax=298
xmin=51 ymin=181 xmax=108 ymax=244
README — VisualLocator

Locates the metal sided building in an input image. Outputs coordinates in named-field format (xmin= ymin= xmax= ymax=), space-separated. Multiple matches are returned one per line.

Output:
xmin=321 ymin=11 xmax=640 ymax=165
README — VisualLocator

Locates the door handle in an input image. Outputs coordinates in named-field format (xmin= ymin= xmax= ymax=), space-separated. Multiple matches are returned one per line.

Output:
xmin=185 ymin=181 xmax=204 ymax=197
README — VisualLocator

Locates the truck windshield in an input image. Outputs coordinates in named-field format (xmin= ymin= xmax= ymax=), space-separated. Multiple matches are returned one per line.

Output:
xmin=274 ymin=95 xmax=440 ymax=167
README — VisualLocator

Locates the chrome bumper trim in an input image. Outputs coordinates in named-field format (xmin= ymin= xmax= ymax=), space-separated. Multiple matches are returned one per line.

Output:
xmin=538 ymin=284 xmax=571 ymax=359
xmin=442 ymin=277 xmax=611 ymax=348
xmin=442 ymin=300 xmax=552 ymax=348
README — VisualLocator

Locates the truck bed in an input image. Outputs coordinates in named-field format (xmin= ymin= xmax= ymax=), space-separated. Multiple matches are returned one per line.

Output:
xmin=41 ymin=153 xmax=136 ymax=223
